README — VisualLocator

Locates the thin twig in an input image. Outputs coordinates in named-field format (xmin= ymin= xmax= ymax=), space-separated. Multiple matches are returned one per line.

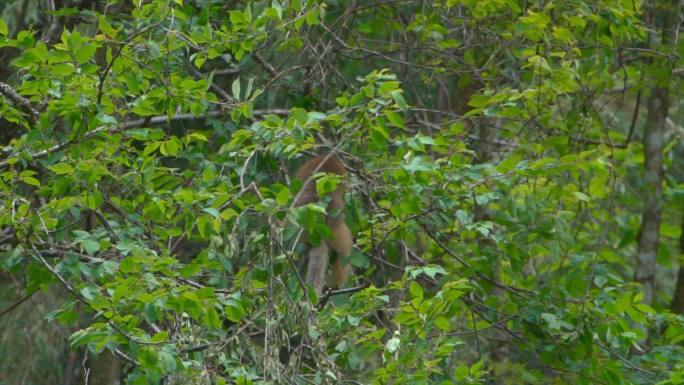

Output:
xmin=97 ymin=21 xmax=165 ymax=104
xmin=317 ymin=283 xmax=369 ymax=309
xmin=0 ymin=291 xmax=36 ymax=319
xmin=625 ymin=88 xmax=642 ymax=146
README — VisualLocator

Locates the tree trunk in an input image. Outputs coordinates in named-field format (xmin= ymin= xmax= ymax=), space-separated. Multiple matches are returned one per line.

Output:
xmin=635 ymin=86 xmax=668 ymax=305
xmin=473 ymin=120 xmax=510 ymax=361
xmin=634 ymin=0 xmax=678 ymax=305
xmin=671 ymin=208 xmax=684 ymax=313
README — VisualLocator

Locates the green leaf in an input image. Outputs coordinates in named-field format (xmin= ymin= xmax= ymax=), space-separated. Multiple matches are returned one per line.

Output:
xmin=138 ymin=348 xmax=158 ymax=368
xmin=574 ymin=191 xmax=591 ymax=202
xmin=391 ymin=90 xmax=408 ymax=110
xmin=81 ymin=239 xmax=100 ymax=255
xmin=385 ymin=110 xmax=404 ymax=128
xmin=220 ymin=208 xmax=238 ymax=220
xmin=348 ymin=250 xmax=370 ymax=268
xmin=203 ymin=307 xmax=222 ymax=329
xmin=552 ymin=26 xmax=573 ymax=43
xmin=271 ymin=0 xmax=283 ymax=19
xmin=467 ymin=94 xmax=489 ymax=107
xmin=151 ymin=331 xmax=168 ymax=342
xmin=225 ymin=302 xmax=244 ymax=323
xmin=409 ymin=282 xmax=423 ymax=299
xmin=196 ymin=215 xmax=217 ymax=238
xmin=119 ymin=256 xmax=141 ymax=273
xmin=378 ymin=80 xmax=400 ymax=95
xmin=276 ymin=186 xmax=291 ymax=206
xmin=435 ymin=317 xmax=450 ymax=331
xmin=305 ymin=7 xmax=319 ymax=25
xmin=541 ymin=313 xmax=561 ymax=330
xmin=315 ymin=174 xmax=340 ymax=196
xmin=385 ymin=335 xmax=400 ymax=353
xmin=201 ymin=207 xmax=221 ymax=219
xmin=26 ymin=264 xmax=53 ymax=291
xmin=96 ymin=113 xmax=117 ymax=125
xmin=229 ymin=10 xmax=246 ymax=24
xmin=0 ymin=19 xmax=8 ymax=36
xmin=232 ymin=77 xmax=241 ymax=100
xmin=75 ymin=44 xmax=96 ymax=64
xmin=49 ymin=162 xmax=75 ymax=175
xmin=20 ymin=176 xmax=41 ymax=187
xmin=160 ymin=138 xmax=180 ymax=156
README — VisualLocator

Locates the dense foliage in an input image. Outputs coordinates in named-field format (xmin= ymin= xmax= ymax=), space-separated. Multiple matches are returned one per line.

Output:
xmin=0 ymin=0 xmax=683 ymax=384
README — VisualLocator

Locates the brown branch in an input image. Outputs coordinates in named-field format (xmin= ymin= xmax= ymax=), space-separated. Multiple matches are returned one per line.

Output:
xmin=91 ymin=209 xmax=121 ymax=242
xmin=181 ymin=310 xmax=265 ymax=353
xmin=317 ymin=283 xmax=369 ymax=309
xmin=271 ymin=228 xmax=311 ymax=304
xmin=252 ymin=52 xmax=278 ymax=77
xmin=571 ymin=136 xmax=627 ymax=149
xmin=419 ymin=222 xmax=532 ymax=298
xmin=625 ymin=88 xmax=642 ymax=146
xmin=188 ymin=66 xmax=236 ymax=104
xmin=0 ymin=81 xmax=39 ymax=124
xmin=0 ymin=226 xmax=15 ymax=245
xmin=0 ymin=291 xmax=36 ymax=319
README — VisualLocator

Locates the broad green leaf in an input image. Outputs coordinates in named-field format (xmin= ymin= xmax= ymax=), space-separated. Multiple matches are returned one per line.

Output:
xmin=49 ymin=162 xmax=75 ymax=175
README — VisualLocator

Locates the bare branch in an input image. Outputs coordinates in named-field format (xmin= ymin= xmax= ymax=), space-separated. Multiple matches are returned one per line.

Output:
xmin=0 ymin=291 xmax=36 ymax=319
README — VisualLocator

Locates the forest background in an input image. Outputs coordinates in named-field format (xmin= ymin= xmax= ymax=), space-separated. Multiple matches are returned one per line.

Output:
xmin=0 ymin=0 xmax=683 ymax=384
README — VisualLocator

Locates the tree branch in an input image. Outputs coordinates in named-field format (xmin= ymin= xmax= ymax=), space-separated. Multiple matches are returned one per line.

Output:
xmin=0 ymin=291 xmax=36 ymax=319
xmin=0 ymin=108 xmax=289 ymax=169
xmin=0 ymin=81 xmax=39 ymax=124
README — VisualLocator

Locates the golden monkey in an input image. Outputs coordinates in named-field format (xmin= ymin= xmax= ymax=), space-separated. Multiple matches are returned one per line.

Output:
xmin=294 ymin=155 xmax=353 ymax=293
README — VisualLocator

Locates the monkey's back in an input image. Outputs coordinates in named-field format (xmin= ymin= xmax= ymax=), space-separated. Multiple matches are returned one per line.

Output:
xmin=294 ymin=155 xmax=347 ymax=209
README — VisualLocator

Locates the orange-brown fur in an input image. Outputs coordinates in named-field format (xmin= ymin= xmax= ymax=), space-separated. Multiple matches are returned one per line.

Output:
xmin=294 ymin=155 xmax=352 ymax=289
